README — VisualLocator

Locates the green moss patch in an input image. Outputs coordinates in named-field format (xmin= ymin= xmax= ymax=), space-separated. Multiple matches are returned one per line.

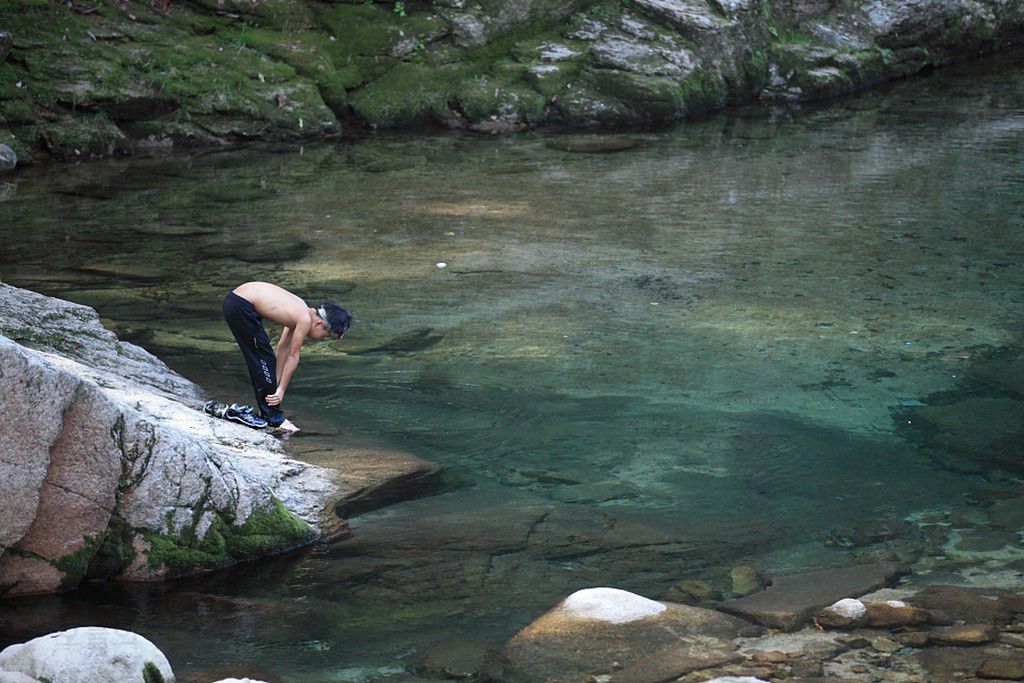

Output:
xmin=86 ymin=515 xmax=138 ymax=581
xmin=37 ymin=116 xmax=132 ymax=160
xmin=142 ymin=661 xmax=165 ymax=683
xmin=143 ymin=498 xmax=316 ymax=577
xmin=349 ymin=61 xmax=459 ymax=127
xmin=53 ymin=539 xmax=101 ymax=590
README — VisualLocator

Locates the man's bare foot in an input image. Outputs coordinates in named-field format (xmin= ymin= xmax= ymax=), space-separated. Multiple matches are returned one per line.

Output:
xmin=268 ymin=418 xmax=300 ymax=434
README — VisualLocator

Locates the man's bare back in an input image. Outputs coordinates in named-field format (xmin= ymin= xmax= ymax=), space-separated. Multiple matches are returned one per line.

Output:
xmin=233 ymin=282 xmax=311 ymax=330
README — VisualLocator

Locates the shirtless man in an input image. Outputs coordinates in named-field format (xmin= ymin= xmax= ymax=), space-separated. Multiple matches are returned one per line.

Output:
xmin=223 ymin=281 xmax=351 ymax=432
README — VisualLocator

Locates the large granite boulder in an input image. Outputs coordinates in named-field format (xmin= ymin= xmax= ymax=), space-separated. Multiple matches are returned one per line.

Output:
xmin=0 ymin=627 xmax=174 ymax=683
xmin=490 ymin=587 xmax=750 ymax=682
xmin=0 ymin=283 xmax=344 ymax=595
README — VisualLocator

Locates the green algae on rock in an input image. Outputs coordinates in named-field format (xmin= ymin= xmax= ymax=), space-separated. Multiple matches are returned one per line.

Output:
xmin=142 ymin=498 xmax=316 ymax=578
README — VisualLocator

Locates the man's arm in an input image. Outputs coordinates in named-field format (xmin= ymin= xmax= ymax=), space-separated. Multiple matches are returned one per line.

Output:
xmin=275 ymin=328 xmax=293 ymax=384
xmin=266 ymin=319 xmax=310 ymax=405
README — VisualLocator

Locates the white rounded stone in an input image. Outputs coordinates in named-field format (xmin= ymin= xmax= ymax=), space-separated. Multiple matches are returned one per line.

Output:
xmin=560 ymin=587 xmax=666 ymax=624
xmin=703 ymin=678 xmax=770 ymax=683
xmin=436 ymin=262 xmax=447 ymax=268
xmin=825 ymin=598 xmax=867 ymax=619
xmin=885 ymin=600 xmax=908 ymax=608
xmin=211 ymin=679 xmax=270 ymax=683
xmin=0 ymin=627 xmax=174 ymax=683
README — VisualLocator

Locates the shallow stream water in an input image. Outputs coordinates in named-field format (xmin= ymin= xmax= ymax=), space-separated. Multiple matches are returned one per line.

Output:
xmin=1 ymin=50 xmax=1023 ymax=682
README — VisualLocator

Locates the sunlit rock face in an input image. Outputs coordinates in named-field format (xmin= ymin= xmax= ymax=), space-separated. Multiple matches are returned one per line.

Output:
xmin=1 ymin=0 xmax=1021 ymax=159
xmin=0 ymin=284 xmax=339 ymax=595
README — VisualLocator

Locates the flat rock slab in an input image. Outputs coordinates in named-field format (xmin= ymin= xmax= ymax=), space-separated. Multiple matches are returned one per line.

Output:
xmin=286 ymin=439 xmax=442 ymax=518
xmin=718 ymin=563 xmax=905 ymax=631
xmin=907 ymin=585 xmax=1011 ymax=624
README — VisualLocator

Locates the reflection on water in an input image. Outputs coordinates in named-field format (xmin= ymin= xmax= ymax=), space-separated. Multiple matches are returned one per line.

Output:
xmin=1 ymin=50 xmax=1023 ymax=681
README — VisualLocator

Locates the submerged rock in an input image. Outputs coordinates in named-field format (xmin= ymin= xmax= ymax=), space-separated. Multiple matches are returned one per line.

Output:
xmin=929 ymin=624 xmax=998 ymax=646
xmin=865 ymin=600 xmax=930 ymax=628
xmin=718 ymin=562 xmax=905 ymax=631
xmin=978 ymin=658 xmax=1024 ymax=680
xmin=285 ymin=439 xmax=443 ymax=518
xmin=546 ymin=135 xmax=640 ymax=153
xmin=407 ymin=636 xmax=494 ymax=679
xmin=0 ymin=627 xmax=174 ymax=683
xmin=907 ymin=585 xmax=1012 ymax=625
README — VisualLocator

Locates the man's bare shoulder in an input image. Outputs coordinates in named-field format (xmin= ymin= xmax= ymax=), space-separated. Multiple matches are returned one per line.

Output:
xmin=234 ymin=282 xmax=308 ymax=327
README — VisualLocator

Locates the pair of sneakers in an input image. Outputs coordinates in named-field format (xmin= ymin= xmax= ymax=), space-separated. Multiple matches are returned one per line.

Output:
xmin=203 ymin=401 xmax=301 ymax=434
xmin=203 ymin=401 xmax=267 ymax=429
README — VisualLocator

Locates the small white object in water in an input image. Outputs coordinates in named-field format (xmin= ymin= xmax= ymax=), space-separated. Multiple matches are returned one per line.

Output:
xmin=885 ymin=600 xmax=908 ymax=608
xmin=824 ymin=598 xmax=866 ymax=619
xmin=561 ymin=587 xmax=666 ymax=624
xmin=437 ymin=262 xmax=447 ymax=269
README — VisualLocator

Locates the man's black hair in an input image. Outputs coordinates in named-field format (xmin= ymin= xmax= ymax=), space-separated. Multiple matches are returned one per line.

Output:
xmin=319 ymin=301 xmax=351 ymax=337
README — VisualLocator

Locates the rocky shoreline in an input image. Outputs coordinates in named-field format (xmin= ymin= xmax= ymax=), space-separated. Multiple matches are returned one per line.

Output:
xmin=0 ymin=282 xmax=440 ymax=596
xmin=4 ymin=572 xmax=1024 ymax=681
xmin=1 ymin=0 xmax=1022 ymax=165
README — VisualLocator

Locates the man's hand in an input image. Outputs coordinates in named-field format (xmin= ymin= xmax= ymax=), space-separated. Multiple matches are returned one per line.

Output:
xmin=266 ymin=389 xmax=285 ymax=406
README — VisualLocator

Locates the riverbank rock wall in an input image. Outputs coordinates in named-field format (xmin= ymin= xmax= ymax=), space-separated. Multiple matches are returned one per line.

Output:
xmin=0 ymin=282 xmax=345 ymax=596
xmin=1 ymin=0 xmax=1021 ymax=162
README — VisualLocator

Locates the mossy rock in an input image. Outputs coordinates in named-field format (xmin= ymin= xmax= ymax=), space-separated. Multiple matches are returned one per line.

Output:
xmin=215 ymin=27 xmax=335 ymax=80
xmin=0 ymin=130 xmax=33 ymax=166
xmin=143 ymin=498 xmax=316 ymax=577
xmin=679 ymin=69 xmax=730 ymax=112
xmin=36 ymin=117 xmax=131 ymax=159
xmin=452 ymin=73 xmax=547 ymax=124
xmin=53 ymin=539 xmax=102 ymax=590
xmin=318 ymin=4 xmax=448 ymax=62
xmin=349 ymin=61 xmax=460 ymax=127
xmin=186 ymin=0 xmax=317 ymax=30
xmin=85 ymin=515 xmax=137 ymax=581
xmin=1 ymin=98 xmax=38 ymax=127
xmin=587 ymin=68 xmax=686 ymax=123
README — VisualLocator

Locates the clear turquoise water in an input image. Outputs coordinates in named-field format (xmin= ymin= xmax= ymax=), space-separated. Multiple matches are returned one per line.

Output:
xmin=1 ymin=50 xmax=1023 ymax=682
